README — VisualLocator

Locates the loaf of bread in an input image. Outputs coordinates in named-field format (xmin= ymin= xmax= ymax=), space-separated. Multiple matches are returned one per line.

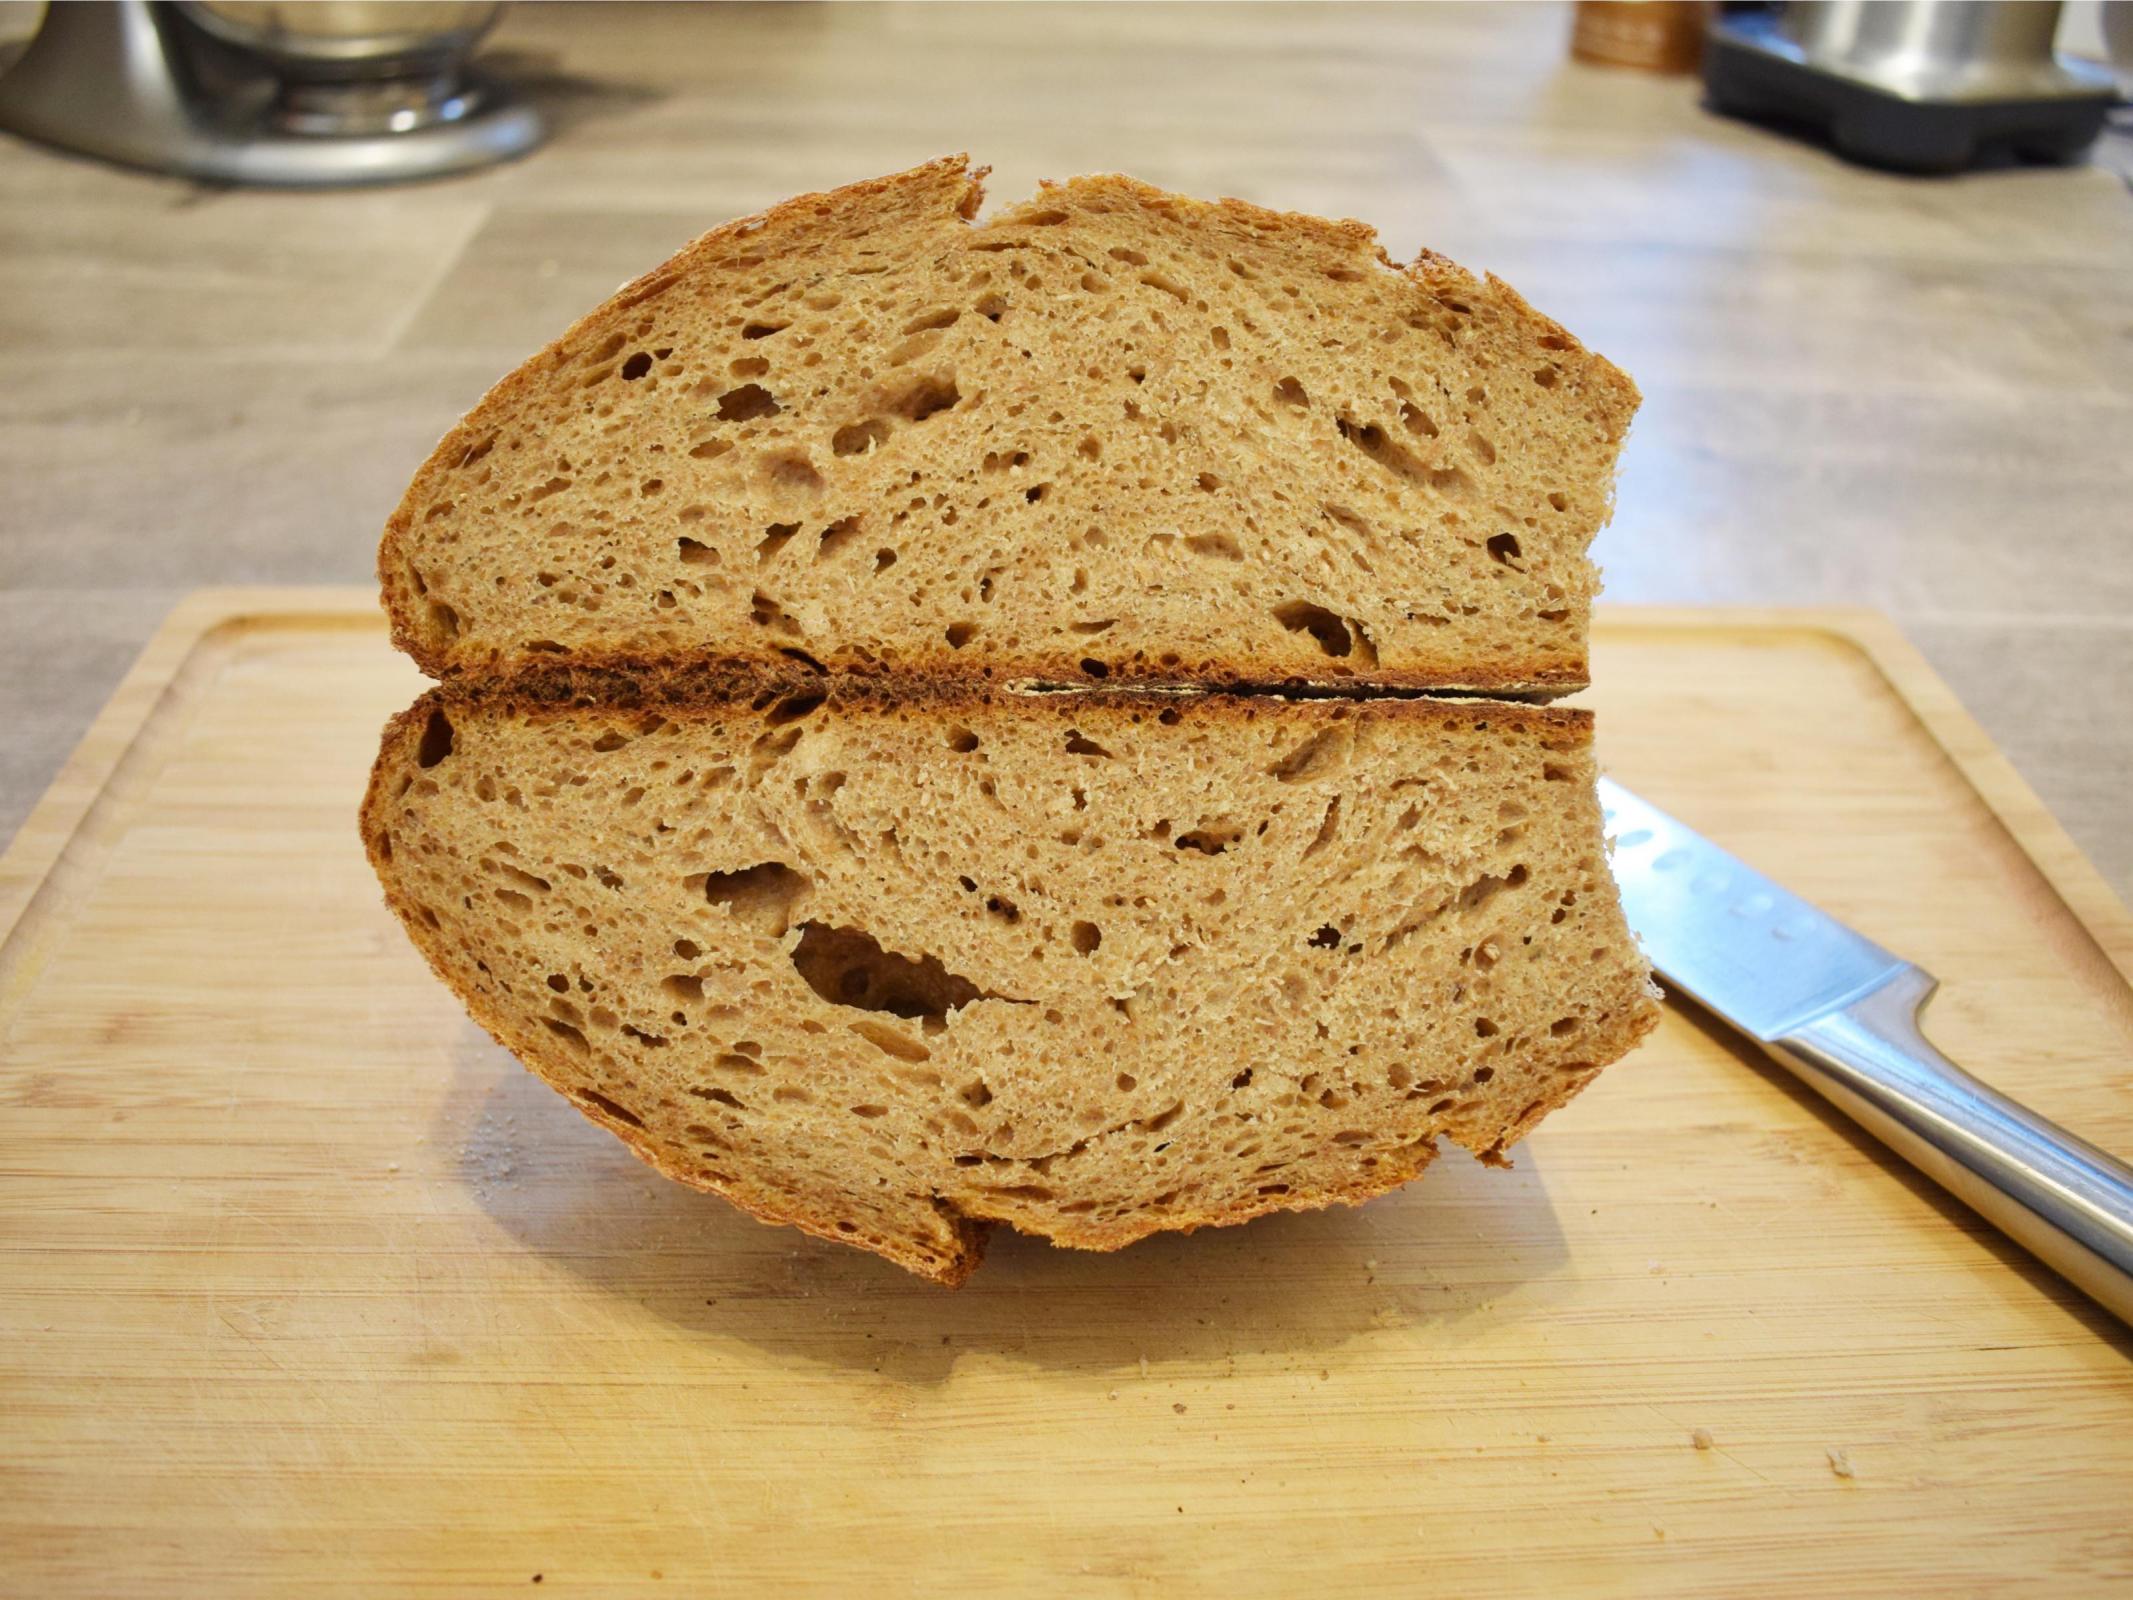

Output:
xmin=363 ymin=674 xmax=1656 ymax=1284
xmin=366 ymin=158 xmax=1658 ymax=1281
xmin=380 ymin=155 xmax=1636 ymax=695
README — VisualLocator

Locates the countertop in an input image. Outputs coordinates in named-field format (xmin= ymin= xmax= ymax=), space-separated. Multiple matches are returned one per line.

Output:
xmin=3 ymin=0 xmax=2129 ymax=897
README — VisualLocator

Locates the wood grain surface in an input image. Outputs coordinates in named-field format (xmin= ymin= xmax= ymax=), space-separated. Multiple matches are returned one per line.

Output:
xmin=1 ymin=592 xmax=2129 ymax=1597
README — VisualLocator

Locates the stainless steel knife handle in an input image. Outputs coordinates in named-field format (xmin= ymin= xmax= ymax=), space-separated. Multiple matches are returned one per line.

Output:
xmin=1770 ymin=965 xmax=2133 ymax=1325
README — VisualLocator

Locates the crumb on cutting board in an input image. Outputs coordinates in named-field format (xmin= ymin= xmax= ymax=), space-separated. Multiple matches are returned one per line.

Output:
xmin=1826 ymin=1446 xmax=1855 ymax=1479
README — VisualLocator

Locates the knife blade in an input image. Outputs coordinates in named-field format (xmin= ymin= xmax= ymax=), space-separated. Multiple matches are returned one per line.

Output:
xmin=1599 ymin=776 xmax=2133 ymax=1327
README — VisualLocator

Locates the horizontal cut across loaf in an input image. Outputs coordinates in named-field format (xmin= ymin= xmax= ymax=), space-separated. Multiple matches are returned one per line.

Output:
xmin=362 ymin=678 xmax=1658 ymax=1283
xmin=380 ymin=155 xmax=1637 ymax=695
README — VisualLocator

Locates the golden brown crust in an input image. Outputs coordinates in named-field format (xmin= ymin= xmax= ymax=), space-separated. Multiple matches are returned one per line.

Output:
xmin=417 ymin=638 xmax=1592 ymax=699
xmin=384 ymin=662 xmax=1596 ymax=738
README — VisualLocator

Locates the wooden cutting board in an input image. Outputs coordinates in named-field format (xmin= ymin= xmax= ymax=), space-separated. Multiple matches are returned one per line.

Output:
xmin=3 ymin=590 xmax=2129 ymax=1597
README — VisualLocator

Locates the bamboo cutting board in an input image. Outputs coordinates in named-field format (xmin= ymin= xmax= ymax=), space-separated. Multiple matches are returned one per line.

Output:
xmin=2 ymin=591 xmax=2130 ymax=1598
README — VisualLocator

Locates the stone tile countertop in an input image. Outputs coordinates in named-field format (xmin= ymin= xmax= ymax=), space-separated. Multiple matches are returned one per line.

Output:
xmin=2 ymin=2 xmax=2129 ymax=897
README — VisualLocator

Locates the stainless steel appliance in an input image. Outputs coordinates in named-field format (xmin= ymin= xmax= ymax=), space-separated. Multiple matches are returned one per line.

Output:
xmin=0 ymin=0 xmax=542 ymax=186
xmin=1705 ymin=0 xmax=2118 ymax=172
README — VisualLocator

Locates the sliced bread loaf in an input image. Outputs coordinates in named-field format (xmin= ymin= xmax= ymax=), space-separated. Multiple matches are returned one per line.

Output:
xmin=380 ymin=156 xmax=1636 ymax=695
xmin=363 ymin=676 xmax=1658 ymax=1283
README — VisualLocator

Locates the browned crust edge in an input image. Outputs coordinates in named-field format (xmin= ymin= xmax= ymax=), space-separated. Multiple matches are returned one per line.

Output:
xmin=401 ymin=661 xmax=1598 ymax=734
xmin=377 ymin=154 xmax=1633 ymax=691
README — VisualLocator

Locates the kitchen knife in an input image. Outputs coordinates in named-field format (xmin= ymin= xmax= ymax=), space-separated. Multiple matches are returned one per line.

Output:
xmin=1599 ymin=777 xmax=2133 ymax=1326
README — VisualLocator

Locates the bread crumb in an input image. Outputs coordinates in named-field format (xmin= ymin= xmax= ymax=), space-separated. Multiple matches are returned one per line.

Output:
xmin=1173 ymin=1402 xmax=1187 ymax=1414
xmin=1107 ymin=1389 xmax=1119 ymax=1400
xmin=1826 ymin=1447 xmax=1854 ymax=1479
xmin=1138 ymin=1355 xmax=1149 ymax=1378
xmin=1691 ymin=1428 xmax=1713 ymax=1451
xmin=1363 ymin=1257 xmax=1379 ymax=1271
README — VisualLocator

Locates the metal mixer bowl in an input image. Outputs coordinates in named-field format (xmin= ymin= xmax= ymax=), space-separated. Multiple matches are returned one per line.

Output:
xmin=176 ymin=3 xmax=502 ymax=77
xmin=176 ymin=1 xmax=506 ymax=137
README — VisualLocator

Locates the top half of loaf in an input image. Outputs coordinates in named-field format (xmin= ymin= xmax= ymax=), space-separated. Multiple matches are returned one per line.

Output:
xmin=380 ymin=157 xmax=1637 ymax=695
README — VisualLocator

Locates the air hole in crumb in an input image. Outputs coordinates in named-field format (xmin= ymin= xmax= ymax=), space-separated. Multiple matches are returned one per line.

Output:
xmin=947 ymin=726 xmax=980 ymax=753
xmin=1064 ymin=731 xmax=1113 ymax=758
xmin=765 ymin=453 xmax=823 ymax=493
xmin=1309 ymin=925 xmax=1343 ymax=949
xmin=716 ymin=383 xmax=779 ymax=421
xmin=1273 ymin=601 xmax=1353 ymax=658
xmin=1071 ymin=921 xmax=1102 ymax=956
xmin=416 ymin=709 xmax=455 ymax=767
xmin=1176 ymin=824 xmax=1241 ymax=856
xmin=1269 ymin=725 xmax=1354 ymax=784
xmin=887 ymin=373 xmax=960 ymax=423
xmin=757 ymin=522 xmax=800 ymax=562
xmin=833 ymin=418 xmax=891 ymax=456
xmin=677 ymin=537 xmax=718 ymax=566
xmin=791 ymin=922 xmax=1007 ymax=1025
xmin=765 ymin=691 xmax=825 ymax=726
xmin=1487 ymin=532 xmax=1523 ymax=566
xmin=577 ymin=1089 xmax=642 ymax=1127
xmin=698 ymin=861 xmax=810 ymax=937
xmin=945 ymin=621 xmax=978 ymax=649
xmin=542 ymin=1018 xmax=589 ymax=1055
